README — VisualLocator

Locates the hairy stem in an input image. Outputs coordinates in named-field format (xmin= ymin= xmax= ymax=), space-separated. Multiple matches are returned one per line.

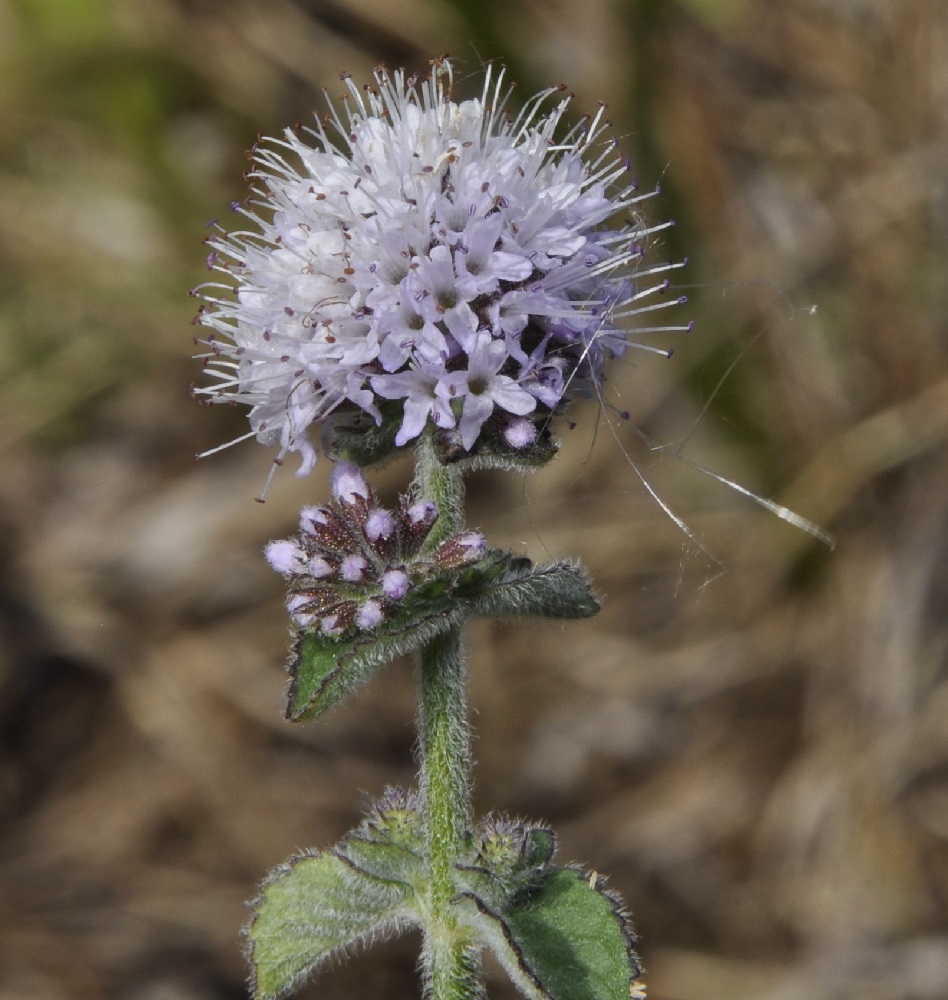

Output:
xmin=415 ymin=433 xmax=480 ymax=1000
xmin=416 ymin=431 xmax=465 ymax=549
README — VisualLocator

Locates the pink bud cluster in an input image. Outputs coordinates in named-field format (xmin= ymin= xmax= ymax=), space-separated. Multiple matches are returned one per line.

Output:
xmin=266 ymin=462 xmax=486 ymax=637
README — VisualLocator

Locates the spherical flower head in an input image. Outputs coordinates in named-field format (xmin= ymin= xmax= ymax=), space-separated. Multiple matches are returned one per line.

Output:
xmin=193 ymin=59 xmax=688 ymax=478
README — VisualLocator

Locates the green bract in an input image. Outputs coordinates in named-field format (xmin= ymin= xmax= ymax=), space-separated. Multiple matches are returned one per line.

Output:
xmin=459 ymin=869 xmax=642 ymax=1000
xmin=248 ymin=797 xmax=642 ymax=1000
xmin=285 ymin=553 xmax=600 ymax=721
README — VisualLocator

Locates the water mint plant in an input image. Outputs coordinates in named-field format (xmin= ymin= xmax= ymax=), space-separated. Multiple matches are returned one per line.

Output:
xmin=193 ymin=58 xmax=688 ymax=1000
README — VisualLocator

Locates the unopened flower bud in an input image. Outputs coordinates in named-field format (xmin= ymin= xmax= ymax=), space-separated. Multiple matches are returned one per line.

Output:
xmin=268 ymin=469 xmax=499 ymax=640
xmin=331 ymin=461 xmax=372 ymax=505
xmin=404 ymin=500 xmax=439 ymax=550
xmin=503 ymin=416 xmax=538 ymax=450
xmin=407 ymin=500 xmax=438 ymax=526
xmin=265 ymin=540 xmax=305 ymax=576
xmin=299 ymin=505 xmax=329 ymax=532
xmin=432 ymin=531 xmax=487 ymax=570
xmin=308 ymin=556 xmax=334 ymax=579
xmin=301 ymin=506 xmax=355 ymax=553
xmin=381 ymin=568 xmax=410 ymax=601
xmin=365 ymin=508 xmax=396 ymax=543
xmin=357 ymin=599 xmax=384 ymax=630
xmin=340 ymin=554 xmax=369 ymax=582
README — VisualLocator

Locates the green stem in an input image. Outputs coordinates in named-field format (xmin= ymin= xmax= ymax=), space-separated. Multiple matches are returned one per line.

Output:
xmin=415 ymin=433 xmax=481 ymax=1000
xmin=419 ymin=625 xmax=479 ymax=1000
xmin=416 ymin=430 xmax=465 ymax=549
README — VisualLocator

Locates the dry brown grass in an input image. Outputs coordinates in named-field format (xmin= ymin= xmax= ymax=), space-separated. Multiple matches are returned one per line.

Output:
xmin=0 ymin=1 xmax=946 ymax=998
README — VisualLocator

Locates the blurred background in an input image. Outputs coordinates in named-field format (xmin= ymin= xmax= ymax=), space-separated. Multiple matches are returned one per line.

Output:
xmin=1 ymin=0 xmax=946 ymax=997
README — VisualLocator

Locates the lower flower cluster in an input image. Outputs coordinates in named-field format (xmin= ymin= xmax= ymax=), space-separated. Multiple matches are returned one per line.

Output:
xmin=266 ymin=462 xmax=485 ymax=637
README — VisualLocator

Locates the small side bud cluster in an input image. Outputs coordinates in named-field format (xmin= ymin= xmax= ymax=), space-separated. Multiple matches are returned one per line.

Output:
xmin=266 ymin=462 xmax=486 ymax=638
xmin=360 ymin=787 xmax=425 ymax=848
xmin=470 ymin=816 xmax=556 ymax=884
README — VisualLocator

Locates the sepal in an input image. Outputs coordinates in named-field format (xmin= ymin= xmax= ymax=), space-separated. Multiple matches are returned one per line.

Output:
xmin=327 ymin=402 xmax=562 ymax=473
xmin=435 ymin=418 xmax=561 ymax=472
xmin=328 ymin=400 xmax=406 ymax=468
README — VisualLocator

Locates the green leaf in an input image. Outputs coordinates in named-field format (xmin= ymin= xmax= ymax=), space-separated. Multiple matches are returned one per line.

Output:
xmin=248 ymin=792 xmax=426 ymax=998
xmin=468 ymin=559 xmax=601 ymax=621
xmin=285 ymin=598 xmax=466 ymax=721
xmin=247 ymin=849 xmax=416 ymax=1000
xmin=285 ymin=555 xmax=598 ymax=721
xmin=337 ymin=835 xmax=426 ymax=890
xmin=460 ymin=867 xmax=641 ymax=1000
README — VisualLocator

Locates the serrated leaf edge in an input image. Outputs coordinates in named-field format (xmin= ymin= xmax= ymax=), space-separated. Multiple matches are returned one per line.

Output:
xmin=457 ymin=865 xmax=643 ymax=1000
xmin=558 ymin=865 xmax=644 ymax=983
xmin=244 ymin=848 xmax=419 ymax=1000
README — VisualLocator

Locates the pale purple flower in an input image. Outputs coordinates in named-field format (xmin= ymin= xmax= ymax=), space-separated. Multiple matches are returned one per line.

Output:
xmin=436 ymin=333 xmax=536 ymax=450
xmin=372 ymin=363 xmax=457 ymax=446
xmin=193 ymin=60 xmax=688 ymax=474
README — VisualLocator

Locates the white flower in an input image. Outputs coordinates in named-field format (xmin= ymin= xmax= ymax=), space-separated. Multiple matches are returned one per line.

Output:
xmin=193 ymin=59 xmax=688 ymax=475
